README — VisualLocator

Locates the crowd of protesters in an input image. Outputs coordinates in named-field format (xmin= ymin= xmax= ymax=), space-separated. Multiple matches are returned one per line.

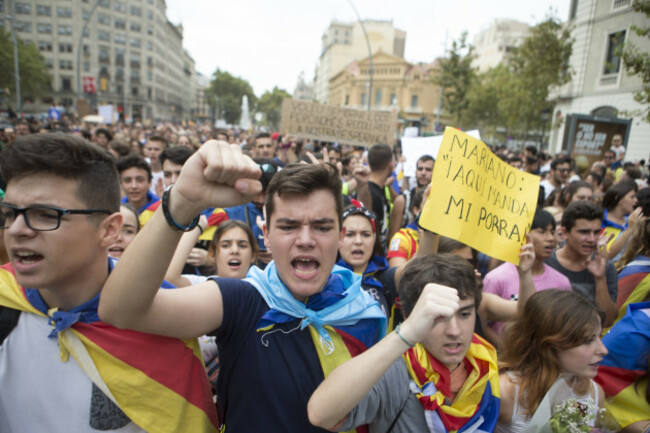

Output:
xmin=0 ymin=115 xmax=648 ymax=433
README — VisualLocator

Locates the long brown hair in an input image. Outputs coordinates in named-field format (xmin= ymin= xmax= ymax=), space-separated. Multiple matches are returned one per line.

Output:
xmin=499 ymin=290 xmax=605 ymax=415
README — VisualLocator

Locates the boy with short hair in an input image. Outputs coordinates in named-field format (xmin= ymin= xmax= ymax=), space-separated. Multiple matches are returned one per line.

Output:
xmin=116 ymin=155 xmax=159 ymax=225
xmin=0 ymin=133 xmax=216 ymax=432
xmin=546 ymin=201 xmax=618 ymax=325
xmin=308 ymin=254 xmax=500 ymax=433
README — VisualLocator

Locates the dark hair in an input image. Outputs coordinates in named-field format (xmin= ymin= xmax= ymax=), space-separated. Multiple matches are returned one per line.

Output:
xmin=602 ymin=179 xmax=638 ymax=211
xmin=417 ymin=154 xmax=434 ymax=166
xmin=367 ymin=143 xmax=393 ymax=172
xmin=437 ymin=236 xmax=478 ymax=267
xmin=265 ymin=163 xmax=342 ymax=230
xmin=636 ymin=187 xmax=650 ymax=216
xmin=399 ymin=254 xmax=481 ymax=317
xmin=560 ymin=180 xmax=593 ymax=206
xmin=254 ymin=158 xmax=278 ymax=193
xmin=551 ymin=156 xmax=572 ymax=171
xmin=109 ymin=140 xmax=132 ymax=158
xmin=210 ymin=219 xmax=259 ymax=262
xmin=147 ymin=135 xmax=168 ymax=148
xmin=0 ymin=133 xmax=120 ymax=212
xmin=116 ymin=155 xmax=152 ymax=182
xmin=159 ymin=146 xmax=193 ymax=166
xmin=531 ymin=209 xmax=556 ymax=231
xmin=587 ymin=172 xmax=603 ymax=186
xmin=561 ymin=201 xmax=604 ymax=232
xmin=120 ymin=202 xmax=140 ymax=232
xmin=410 ymin=187 xmax=425 ymax=212
xmin=95 ymin=128 xmax=113 ymax=141
xmin=255 ymin=132 xmax=271 ymax=141
xmin=525 ymin=145 xmax=538 ymax=156
xmin=509 ymin=156 xmax=523 ymax=165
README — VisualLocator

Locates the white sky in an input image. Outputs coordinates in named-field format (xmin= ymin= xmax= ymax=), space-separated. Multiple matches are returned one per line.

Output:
xmin=165 ymin=0 xmax=572 ymax=96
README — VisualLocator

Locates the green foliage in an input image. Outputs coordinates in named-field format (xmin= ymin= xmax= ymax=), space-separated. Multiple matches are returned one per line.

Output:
xmin=433 ymin=32 xmax=476 ymax=129
xmin=0 ymin=29 xmax=51 ymax=105
xmin=205 ymin=69 xmax=257 ymax=125
xmin=466 ymin=16 xmax=573 ymax=141
xmin=257 ymin=86 xmax=291 ymax=129
xmin=622 ymin=0 xmax=650 ymax=122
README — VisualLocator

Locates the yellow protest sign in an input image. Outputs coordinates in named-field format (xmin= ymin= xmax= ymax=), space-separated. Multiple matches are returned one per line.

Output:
xmin=420 ymin=127 xmax=540 ymax=264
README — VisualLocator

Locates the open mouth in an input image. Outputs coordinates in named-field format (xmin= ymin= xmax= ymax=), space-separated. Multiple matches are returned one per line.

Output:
xmin=351 ymin=249 xmax=366 ymax=258
xmin=227 ymin=259 xmax=241 ymax=268
xmin=443 ymin=343 xmax=463 ymax=355
xmin=14 ymin=251 xmax=44 ymax=265
xmin=291 ymin=257 xmax=320 ymax=277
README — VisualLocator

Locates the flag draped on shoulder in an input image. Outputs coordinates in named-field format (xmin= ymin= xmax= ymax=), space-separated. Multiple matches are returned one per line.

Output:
xmin=0 ymin=264 xmax=219 ymax=433
xmin=596 ymin=301 xmax=650 ymax=429
xmin=402 ymin=334 xmax=500 ymax=433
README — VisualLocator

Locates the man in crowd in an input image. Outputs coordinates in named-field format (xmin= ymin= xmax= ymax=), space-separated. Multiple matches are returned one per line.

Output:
xmin=142 ymin=135 xmax=167 ymax=193
xmin=367 ymin=143 xmax=395 ymax=251
xmin=116 ymin=155 xmax=159 ymax=226
xmin=545 ymin=201 xmax=618 ymax=326
xmin=99 ymin=143 xmax=388 ymax=432
xmin=0 ymin=133 xmax=217 ymax=432
xmin=540 ymin=156 xmax=572 ymax=200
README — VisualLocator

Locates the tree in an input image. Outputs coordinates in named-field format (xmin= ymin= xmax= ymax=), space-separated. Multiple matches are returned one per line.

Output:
xmin=205 ymin=69 xmax=256 ymax=125
xmin=466 ymin=64 xmax=512 ymax=140
xmin=506 ymin=16 xmax=573 ymax=138
xmin=433 ymin=32 xmax=477 ymax=129
xmin=0 ymin=29 xmax=51 ymax=106
xmin=622 ymin=0 xmax=650 ymax=122
xmin=257 ymin=86 xmax=291 ymax=129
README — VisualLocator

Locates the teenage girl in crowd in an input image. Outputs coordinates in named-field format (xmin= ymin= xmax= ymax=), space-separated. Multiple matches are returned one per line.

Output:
xmin=497 ymin=290 xmax=608 ymax=431
xmin=108 ymin=203 xmax=139 ymax=259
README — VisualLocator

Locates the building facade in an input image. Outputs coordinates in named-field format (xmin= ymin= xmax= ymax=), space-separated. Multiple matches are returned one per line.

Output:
xmin=328 ymin=51 xmax=446 ymax=133
xmin=314 ymin=19 xmax=405 ymax=104
xmin=1 ymin=0 xmax=196 ymax=122
xmin=472 ymin=19 xmax=530 ymax=72
xmin=549 ymin=0 xmax=650 ymax=161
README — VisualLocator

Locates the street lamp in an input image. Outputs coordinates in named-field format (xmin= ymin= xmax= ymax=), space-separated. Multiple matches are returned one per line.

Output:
xmin=9 ymin=0 xmax=21 ymax=113
xmin=347 ymin=0 xmax=372 ymax=111
xmin=76 ymin=0 xmax=102 ymax=106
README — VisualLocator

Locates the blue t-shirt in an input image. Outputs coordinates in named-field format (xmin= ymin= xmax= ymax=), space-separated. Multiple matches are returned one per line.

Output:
xmin=211 ymin=278 xmax=332 ymax=433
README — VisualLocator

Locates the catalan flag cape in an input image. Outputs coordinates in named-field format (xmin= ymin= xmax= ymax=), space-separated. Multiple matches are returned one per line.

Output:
xmin=601 ymin=210 xmax=627 ymax=252
xmin=403 ymin=335 xmax=500 ymax=433
xmin=596 ymin=301 xmax=650 ymax=429
xmin=138 ymin=199 xmax=160 ymax=228
xmin=247 ymin=263 xmax=387 ymax=433
xmin=614 ymin=257 xmax=650 ymax=320
xmin=0 ymin=263 xmax=219 ymax=433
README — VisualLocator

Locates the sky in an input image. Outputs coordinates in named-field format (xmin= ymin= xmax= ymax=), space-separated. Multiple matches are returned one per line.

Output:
xmin=165 ymin=0 xmax=572 ymax=96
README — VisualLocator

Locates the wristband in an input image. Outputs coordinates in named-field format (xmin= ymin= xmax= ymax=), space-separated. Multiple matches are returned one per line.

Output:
xmin=197 ymin=224 xmax=204 ymax=235
xmin=395 ymin=324 xmax=415 ymax=348
xmin=162 ymin=186 xmax=200 ymax=232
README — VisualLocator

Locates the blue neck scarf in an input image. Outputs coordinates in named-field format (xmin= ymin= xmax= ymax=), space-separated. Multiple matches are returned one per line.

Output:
xmin=245 ymin=262 xmax=387 ymax=353
xmin=336 ymin=254 xmax=389 ymax=291
xmin=25 ymin=289 xmax=100 ymax=339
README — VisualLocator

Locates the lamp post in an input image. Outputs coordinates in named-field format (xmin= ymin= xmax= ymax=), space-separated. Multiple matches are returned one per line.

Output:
xmin=347 ymin=0 xmax=372 ymax=111
xmin=76 ymin=0 xmax=102 ymax=106
xmin=9 ymin=0 xmax=21 ymax=114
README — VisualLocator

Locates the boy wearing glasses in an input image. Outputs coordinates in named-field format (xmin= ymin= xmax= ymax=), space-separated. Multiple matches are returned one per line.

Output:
xmin=0 ymin=134 xmax=217 ymax=432
xmin=539 ymin=156 xmax=571 ymax=200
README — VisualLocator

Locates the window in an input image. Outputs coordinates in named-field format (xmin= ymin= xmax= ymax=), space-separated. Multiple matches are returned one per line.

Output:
xmin=114 ymin=1 xmax=126 ymax=12
xmin=361 ymin=93 xmax=366 ymax=106
xmin=130 ymin=37 xmax=141 ymax=47
xmin=147 ymin=10 xmax=153 ymax=19
xmin=99 ymin=47 xmax=110 ymax=63
xmin=344 ymin=95 xmax=349 ymax=105
xmin=130 ymin=22 xmax=141 ymax=32
xmin=0 ymin=1 xmax=4 ymax=12
xmin=115 ymin=47 xmax=125 ymax=65
xmin=114 ymin=33 xmax=126 ymax=44
xmin=98 ymin=13 xmax=110 ymax=25
xmin=114 ymin=18 xmax=126 ymax=29
xmin=132 ymin=87 xmax=139 ymax=97
xmin=131 ymin=6 xmax=141 ymax=16
xmin=38 ymin=41 xmax=52 ymax=51
xmin=147 ymin=41 xmax=153 ymax=51
xmin=37 ymin=23 xmax=52 ymax=34
xmin=58 ymin=25 xmax=73 ymax=35
xmin=59 ymin=60 xmax=73 ymax=70
xmin=603 ymin=30 xmax=626 ymax=75
xmin=82 ymin=10 xmax=89 ymax=19
xmin=15 ymin=21 xmax=31 ymax=32
xmin=61 ymin=77 xmax=72 ymax=91
xmin=98 ymin=30 xmax=110 ymax=41
xmin=83 ymin=61 xmax=90 ymax=72
xmin=390 ymin=93 xmax=396 ymax=105
xmin=99 ymin=0 xmax=110 ymax=7
xmin=59 ymin=43 xmax=73 ymax=53
xmin=57 ymin=7 xmax=72 ymax=17
xmin=375 ymin=89 xmax=382 ymax=106
xmin=37 ymin=5 xmax=51 ymax=16
xmin=131 ymin=53 xmax=140 ymax=63
xmin=613 ymin=0 xmax=630 ymax=9
xmin=116 ymin=67 xmax=125 ymax=81
xmin=147 ymin=25 xmax=153 ymax=35
xmin=411 ymin=95 xmax=418 ymax=108
xmin=15 ymin=3 xmax=31 ymax=14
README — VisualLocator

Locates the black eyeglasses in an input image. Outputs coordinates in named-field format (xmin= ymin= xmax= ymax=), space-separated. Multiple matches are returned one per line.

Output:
xmin=0 ymin=203 xmax=112 ymax=231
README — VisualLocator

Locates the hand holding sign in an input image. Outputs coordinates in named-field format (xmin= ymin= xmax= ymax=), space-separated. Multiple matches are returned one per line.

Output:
xmin=419 ymin=127 xmax=540 ymax=264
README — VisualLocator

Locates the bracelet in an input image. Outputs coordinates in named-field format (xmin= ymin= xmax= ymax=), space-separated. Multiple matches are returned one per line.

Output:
xmin=197 ymin=224 xmax=204 ymax=235
xmin=395 ymin=324 xmax=415 ymax=348
xmin=162 ymin=186 xmax=200 ymax=232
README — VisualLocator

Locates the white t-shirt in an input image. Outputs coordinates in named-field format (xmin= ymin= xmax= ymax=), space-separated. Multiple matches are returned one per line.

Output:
xmin=0 ymin=313 xmax=143 ymax=433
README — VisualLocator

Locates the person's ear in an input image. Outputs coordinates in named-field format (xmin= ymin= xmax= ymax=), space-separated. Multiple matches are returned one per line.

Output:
xmin=338 ymin=225 xmax=346 ymax=249
xmin=99 ymin=212 xmax=123 ymax=248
